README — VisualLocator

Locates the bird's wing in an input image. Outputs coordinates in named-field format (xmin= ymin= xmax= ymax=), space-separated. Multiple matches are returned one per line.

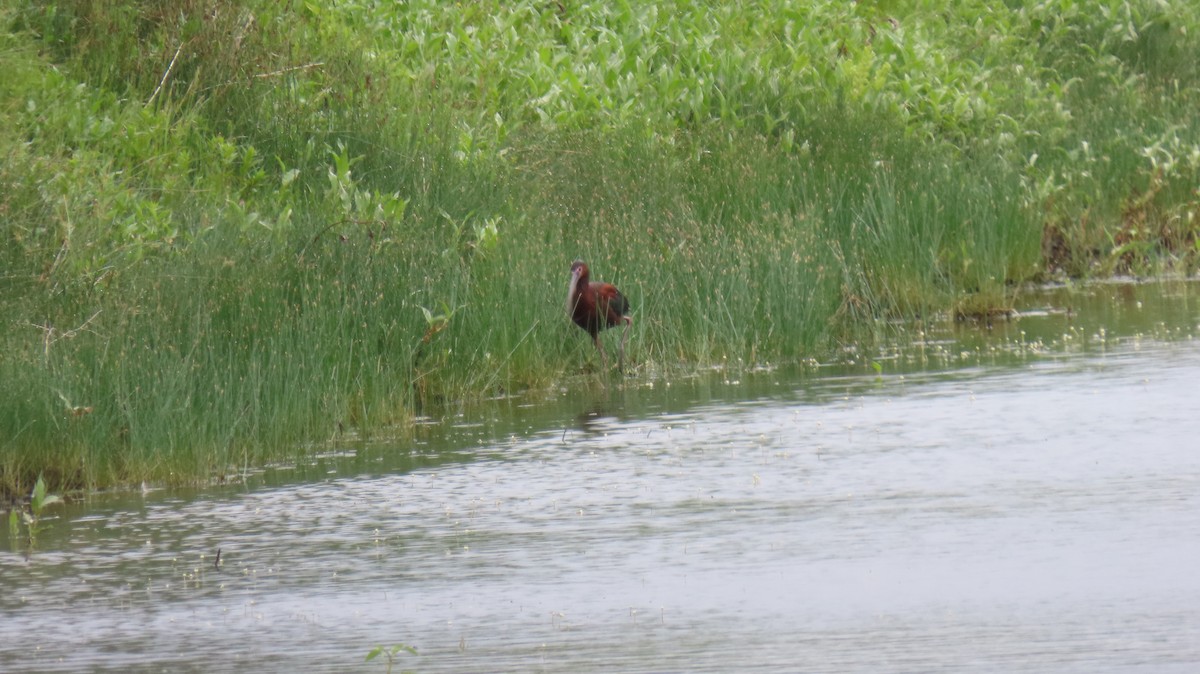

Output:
xmin=596 ymin=283 xmax=631 ymax=317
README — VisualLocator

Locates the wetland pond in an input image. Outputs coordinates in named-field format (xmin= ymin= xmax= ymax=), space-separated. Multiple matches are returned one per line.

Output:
xmin=3 ymin=281 xmax=1200 ymax=673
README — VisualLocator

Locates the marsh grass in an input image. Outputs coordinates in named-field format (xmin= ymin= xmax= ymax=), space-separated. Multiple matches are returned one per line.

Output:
xmin=3 ymin=0 xmax=1200 ymax=496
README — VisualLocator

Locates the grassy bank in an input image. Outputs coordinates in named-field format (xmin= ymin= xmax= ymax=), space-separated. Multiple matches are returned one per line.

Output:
xmin=3 ymin=0 xmax=1199 ymax=498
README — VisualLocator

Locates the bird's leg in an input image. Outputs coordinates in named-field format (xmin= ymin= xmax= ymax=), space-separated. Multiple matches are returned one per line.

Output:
xmin=594 ymin=334 xmax=610 ymax=370
xmin=618 ymin=318 xmax=631 ymax=373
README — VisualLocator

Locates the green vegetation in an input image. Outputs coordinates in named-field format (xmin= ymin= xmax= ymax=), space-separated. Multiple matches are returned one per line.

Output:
xmin=366 ymin=643 xmax=418 ymax=674
xmin=7 ymin=475 xmax=62 ymax=549
xmin=3 ymin=0 xmax=1199 ymax=497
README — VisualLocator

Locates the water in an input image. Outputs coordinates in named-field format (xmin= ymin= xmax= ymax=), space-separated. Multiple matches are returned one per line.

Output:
xmin=3 ymin=281 xmax=1200 ymax=672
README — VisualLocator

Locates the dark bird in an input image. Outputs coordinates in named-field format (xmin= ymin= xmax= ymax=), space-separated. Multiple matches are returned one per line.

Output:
xmin=566 ymin=260 xmax=632 ymax=371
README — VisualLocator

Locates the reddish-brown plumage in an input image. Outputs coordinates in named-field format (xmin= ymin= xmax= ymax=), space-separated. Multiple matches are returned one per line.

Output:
xmin=566 ymin=260 xmax=632 ymax=370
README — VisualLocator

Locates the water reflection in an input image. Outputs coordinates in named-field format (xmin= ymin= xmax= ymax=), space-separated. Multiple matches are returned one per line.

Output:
xmin=2 ymin=282 xmax=1200 ymax=673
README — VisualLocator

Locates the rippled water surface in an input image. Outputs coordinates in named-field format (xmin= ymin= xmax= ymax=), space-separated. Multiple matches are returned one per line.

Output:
xmin=3 ymin=282 xmax=1200 ymax=672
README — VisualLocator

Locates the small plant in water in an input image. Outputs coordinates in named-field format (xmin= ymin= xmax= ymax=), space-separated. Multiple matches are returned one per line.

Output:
xmin=870 ymin=360 xmax=884 ymax=384
xmin=365 ymin=643 xmax=417 ymax=673
xmin=8 ymin=475 xmax=63 ymax=547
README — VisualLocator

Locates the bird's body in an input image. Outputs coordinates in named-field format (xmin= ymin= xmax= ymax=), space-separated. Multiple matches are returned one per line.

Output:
xmin=566 ymin=260 xmax=632 ymax=371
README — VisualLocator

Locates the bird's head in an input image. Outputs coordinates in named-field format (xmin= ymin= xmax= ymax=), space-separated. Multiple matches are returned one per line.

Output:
xmin=566 ymin=260 xmax=588 ymax=314
xmin=569 ymin=260 xmax=587 ymax=280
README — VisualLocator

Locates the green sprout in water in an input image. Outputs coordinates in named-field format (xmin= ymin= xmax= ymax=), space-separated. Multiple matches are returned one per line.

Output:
xmin=8 ymin=475 xmax=63 ymax=547
xmin=365 ymin=643 xmax=417 ymax=674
